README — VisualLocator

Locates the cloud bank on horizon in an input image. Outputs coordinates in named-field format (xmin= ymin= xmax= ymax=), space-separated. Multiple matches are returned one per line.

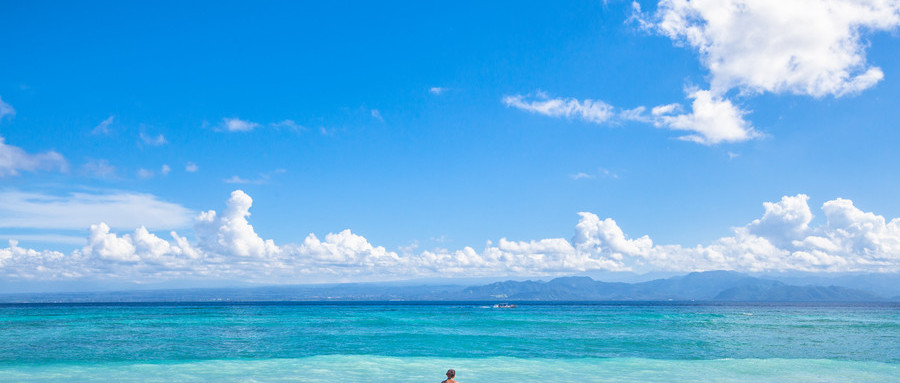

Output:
xmin=505 ymin=0 xmax=900 ymax=144
xmin=1 ymin=190 xmax=898 ymax=284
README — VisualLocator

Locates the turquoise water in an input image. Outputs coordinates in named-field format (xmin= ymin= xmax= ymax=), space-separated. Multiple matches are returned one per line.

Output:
xmin=1 ymin=302 xmax=897 ymax=382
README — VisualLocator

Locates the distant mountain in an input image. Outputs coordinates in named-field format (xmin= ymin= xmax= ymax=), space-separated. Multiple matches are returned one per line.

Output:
xmin=455 ymin=271 xmax=881 ymax=302
xmin=0 ymin=271 xmax=889 ymax=303
xmin=714 ymin=284 xmax=882 ymax=301
xmin=757 ymin=272 xmax=900 ymax=298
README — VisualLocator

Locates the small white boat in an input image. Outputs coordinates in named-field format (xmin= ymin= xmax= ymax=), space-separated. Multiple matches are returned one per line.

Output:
xmin=493 ymin=303 xmax=517 ymax=308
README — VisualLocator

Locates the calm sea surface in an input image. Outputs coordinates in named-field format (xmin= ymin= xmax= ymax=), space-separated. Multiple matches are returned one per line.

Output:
xmin=0 ymin=302 xmax=897 ymax=382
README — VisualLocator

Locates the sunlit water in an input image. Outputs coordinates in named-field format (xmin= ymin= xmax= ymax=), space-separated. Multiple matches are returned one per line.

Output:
xmin=1 ymin=302 xmax=897 ymax=382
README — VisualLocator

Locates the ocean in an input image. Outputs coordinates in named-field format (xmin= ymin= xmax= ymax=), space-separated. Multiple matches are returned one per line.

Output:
xmin=0 ymin=302 xmax=897 ymax=382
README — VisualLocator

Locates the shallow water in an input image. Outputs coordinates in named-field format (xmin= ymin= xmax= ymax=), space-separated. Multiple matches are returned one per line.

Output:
xmin=1 ymin=302 xmax=897 ymax=381
xmin=2 ymin=355 xmax=898 ymax=383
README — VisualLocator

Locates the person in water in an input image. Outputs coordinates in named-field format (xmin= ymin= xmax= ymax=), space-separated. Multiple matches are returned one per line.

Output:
xmin=442 ymin=369 xmax=458 ymax=383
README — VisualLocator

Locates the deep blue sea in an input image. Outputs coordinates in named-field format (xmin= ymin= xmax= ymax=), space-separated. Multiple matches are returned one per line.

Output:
xmin=0 ymin=302 xmax=897 ymax=382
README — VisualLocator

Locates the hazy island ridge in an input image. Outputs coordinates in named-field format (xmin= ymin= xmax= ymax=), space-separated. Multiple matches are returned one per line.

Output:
xmin=2 ymin=270 xmax=897 ymax=303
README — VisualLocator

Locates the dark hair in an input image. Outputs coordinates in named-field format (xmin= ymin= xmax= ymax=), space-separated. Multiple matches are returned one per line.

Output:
xmin=446 ymin=369 xmax=456 ymax=378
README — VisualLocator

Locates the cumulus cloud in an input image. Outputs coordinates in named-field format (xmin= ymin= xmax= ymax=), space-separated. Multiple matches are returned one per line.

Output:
xmin=185 ymin=162 xmax=199 ymax=173
xmin=429 ymin=87 xmax=448 ymax=95
xmin=510 ymin=1 xmax=900 ymax=145
xmin=0 ymin=190 xmax=194 ymax=231
xmin=2 ymin=191 xmax=899 ymax=283
xmin=195 ymin=190 xmax=279 ymax=258
xmin=503 ymin=92 xmax=615 ymax=124
xmin=219 ymin=118 xmax=260 ymax=132
xmin=652 ymin=89 xmax=760 ymax=144
xmin=0 ymin=136 xmax=68 ymax=177
xmin=0 ymin=96 xmax=14 ymax=120
xmin=646 ymin=0 xmax=900 ymax=97
xmin=746 ymin=194 xmax=814 ymax=247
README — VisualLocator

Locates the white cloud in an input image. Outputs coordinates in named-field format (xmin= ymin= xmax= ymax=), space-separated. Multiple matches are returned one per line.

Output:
xmin=81 ymin=159 xmax=117 ymax=178
xmin=0 ymin=136 xmax=68 ymax=177
xmin=137 ymin=168 xmax=154 ymax=179
xmin=139 ymin=132 xmax=167 ymax=146
xmin=92 ymin=116 xmax=114 ymax=135
xmin=645 ymin=0 xmax=900 ymax=97
xmin=618 ymin=106 xmax=650 ymax=122
xmin=223 ymin=169 xmax=285 ymax=185
xmin=0 ymin=234 xmax=86 ymax=246
xmin=573 ymin=212 xmax=653 ymax=260
xmin=3 ymin=191 xmax=900 ymax=283
xmin=0 ymin=96 xmax=14 ymax=120
xmin=195 ymin=190 xmax=279 ymax=258
xmin=503 ymin=91 xmax=762 ymax=144
xmin=429 ymin=87 xmax=448 ymax=95
xmin=651 ymin=103 xmax=680 ymax=116
xmin=508 ymin=1 xmax=900 ymax=146
xmin=652 ymin=89 xmax=761 ymax=144
xmin=185 ymin=162 xmax=199 ymax=173
xmin=371 ymin=109 xmax=384 ymax=121
xmin=571 ymin=172 xmax=594 ymax=180
xmin=570 ymin=168 xmax=618 ymax=180
xmin=224 ymin=175 xmax=259 ymax=184
xmin=746 ymin=194 xmax=814 ymax=247
xmin=503 ymin=93 xmax=616 ymax=124
xmin=270 ymin=120 xmax=304 ymax=131
xmin=0 ymin=190 xmax=194 ymax=230
xmin=220 ymin=118 xmax=260 ymax=132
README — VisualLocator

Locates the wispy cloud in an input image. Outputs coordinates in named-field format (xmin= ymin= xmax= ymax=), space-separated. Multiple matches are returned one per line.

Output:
xmin=137 ymin=168 xmax=155 ymax=179
xmin=270 ymin=119 xmax=304 ymax=132
xmin=0 ymin=234 xmax=86 ymax=246
xmin=0 ymin=96 xmax=15 ymax=120
xmin=139 ymin=132 xmax=167 ymax=146
xmin=0 ymin=136 xmax=68 ymax=177
xmin=504 ymin=90 xmax=761 ymax=145
xmin=370 ymin=109 xmax=384 ymax=121
xmin=92 ymin=116 xmax=114 ymax=135
xmin=429 ymin=87 xmax=448 ymax=95
xmin=81 ymin=159 xmax=117 ymax=179
xmin=571 ymin=168 xmax=618 ymax=180
xmin=223 ymin=169 xmax=286 ymax=185
xmin=219 ymin=118 xmax=260 ymax=132
xmin=570 ymin=172 xmax=594 ymax=180
xmin=223 ymin=175 xmax=258 ymax=184
xmin=503 ymin=92 xmax=615 ymax=124
xmin=185 ymin=162 xmax=199 ymax=173
xmin=0 ymin=189 xmax=194 ymax=230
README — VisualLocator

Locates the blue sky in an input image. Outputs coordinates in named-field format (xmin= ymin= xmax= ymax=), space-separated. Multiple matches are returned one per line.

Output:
xmin=2 ymin=1 xmax=900 ymax=287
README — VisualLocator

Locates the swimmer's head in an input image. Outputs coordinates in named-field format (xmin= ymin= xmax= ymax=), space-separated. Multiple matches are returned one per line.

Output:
xmin=446 ymin=369 xmax=456 ymax=378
